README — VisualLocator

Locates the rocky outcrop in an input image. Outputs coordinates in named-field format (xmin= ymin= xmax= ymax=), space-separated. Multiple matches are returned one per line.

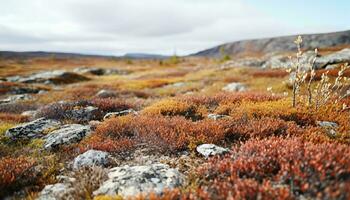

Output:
xmin=207 ymin=114 xmax=229 ymax=120
xmin=221 ymin=58 xmax=264 ymax=69
xmin=6 ymin=70 xmax=90 ymax=84
xmin=67 ymin=106 xmax=100 ymax=122
xmin=43 ymin=124 xmax=91 ymax=150
xmin=222 ymin=82 xmax=246 ymax=92
xmin=103 ymin=109 xmax=138 ymax=120
xmin=5 ymin=118 xmax=61 ymax=140
xmin=96 ymin=89 xmax=118 ymax=98
xmin=317 ymin=121 xmax=339 ymax=137
xmin=93 ymin=164 xmax=184 ymax=197
xmin=73 ymin=150 xmax=109 ymax=169
xmin=196 ymin=144 xmax=229 ymax=158
xmin=0 ymin=94 xmax=31 ymax=104
xmin=37 ymin=183 xmax=70 ymax=200
xmin=315 ymin=48 xmax=350 ymax=69
xmin=193 ymin=30 xmax=350 ymax=57
xmin=74 ymin=67 xmax=130 ymax=76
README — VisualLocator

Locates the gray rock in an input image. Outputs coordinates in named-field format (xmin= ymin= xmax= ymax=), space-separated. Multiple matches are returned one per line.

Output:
xmin=222 ymin=82 xmax=246 ymax=92
xmin=74 ymin=67 xmax=130 ymax=76
xmin=103 ymin=109 xmax=138 ymax=120
xmin=43 ymin=124 xmax=91 ymax=150
xmin=221 ymin=58 xmax=264 ymax=68
xmin=317 ymin=121 xmax=339 ymax=137
xmin=6 ymin=70 xmax=89 ymax=84
xmin=69 ymin=106 xmax=100 ymax=122
xmin=37 ymin=183 xmax=70 ymax=200
xmin=315 ymin=48 xmax=350 ymax=69
xmin=0 ymin=94 xmax=31 ymax=104
xmin=93 ymin=164 xmax=184 ymax=197
xmin=5 ymin=118 xmax=61 ymax=140
xmin=73 ymin=67 xmax=106 ymax=75
xmin=262 ymin=50 xmax=317 ymax=69
xmin=73 ymin=150 xmax=109 ymax=169
xmin=21 ymin=110 xmax=38 ymax=117
xmin=207 ymin=114 xmax=229 ymax=120
xmin=196 ymin=144 xmax=229 ymax=158
xmin=96 ymin=89 xmax=118 ymax=98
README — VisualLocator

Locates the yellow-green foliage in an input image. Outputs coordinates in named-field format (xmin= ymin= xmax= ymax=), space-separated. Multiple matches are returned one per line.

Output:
xmin=248 ymin=77 xmax=288 ymax=93
xmin=27 ymin=139 xmax=45 ymax=149
xmin=118 ymin=79 xmax=173 ymax=90
xmin=225 ymin=99 xmax=314 ymax=125
xmin=0 ymin=123 xmax=14 ymax=142
xmin=142 ymin=99 xmax=207 ymax=120
xmin=0 ymin=123 xmax=13 ymax=135
xmin=94 ymin=195 xmax=123 ymax=200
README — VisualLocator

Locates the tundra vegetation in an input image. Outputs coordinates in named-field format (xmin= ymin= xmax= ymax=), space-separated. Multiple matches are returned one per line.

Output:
xmin=0 ymin=37 xmax=350 ymax=200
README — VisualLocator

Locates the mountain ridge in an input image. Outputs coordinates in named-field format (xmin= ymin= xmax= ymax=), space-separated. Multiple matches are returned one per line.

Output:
xmin=192 ymin=29 xmax=350 ymax=57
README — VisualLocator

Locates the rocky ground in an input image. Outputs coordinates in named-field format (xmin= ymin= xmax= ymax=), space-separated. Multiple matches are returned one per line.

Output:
xmin=1 ymin=46 xmax=350 ymax=200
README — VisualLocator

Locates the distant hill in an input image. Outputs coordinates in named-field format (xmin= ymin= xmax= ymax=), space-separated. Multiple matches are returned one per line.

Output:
xmin=0 ymin=51 xmax=169 ymax=60
xmin=123 ymin=53 xmax=169 ymax=59
xmin=0 ymin=51 xmax=118 ymax=59
xmin=192 ymin=30 xmax=350 ymax=57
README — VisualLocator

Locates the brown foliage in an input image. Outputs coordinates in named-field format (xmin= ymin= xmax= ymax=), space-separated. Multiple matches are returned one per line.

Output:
xmin=197 ymin=137 xmax=350 ymax=199
xmin=0 ymin=156 xmax=36 ymax=197
xmin=84 ymin=115 xmax=227 ymax=153
xmin=250 ymin=69 xmax=289 ymax=78
xmin=0 ymin=112 xmax=29 ymax=123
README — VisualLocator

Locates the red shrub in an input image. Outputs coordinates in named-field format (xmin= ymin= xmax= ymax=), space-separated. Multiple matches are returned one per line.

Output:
xmin=0 ymin=156 xmax=36 ymax=196
xmin=310 ymin=67 xmax=350 ymax=81
xmin=250 ymin=69 xmax=289 ymax=78
xmin=198 ymin=137 xmax=350 ymax=199
xmin=0 ymin=113 xmax=29 ymax=123
xmin=178 ymin=92 xmax=282 ymax=109
xmin=0 ymin=102 xmax=39 ymax=114
xmin=86 ymin=115 xmax=227 ymax=153
xmin=225 ymin=117 xmax=302 ymax=140
xmin=90 ymin=98 xmax=136 ymax=112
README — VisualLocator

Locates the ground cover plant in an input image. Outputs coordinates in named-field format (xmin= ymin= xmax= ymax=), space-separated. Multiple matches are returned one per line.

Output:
xmin=0 ymin=36 xmax=350 ymax=200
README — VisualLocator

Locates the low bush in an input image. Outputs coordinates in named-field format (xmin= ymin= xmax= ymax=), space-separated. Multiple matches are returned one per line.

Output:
xmin=83 ymin=115 xmax=228 ymax=153
xmin=142 ymin=99 xmax=207 ymax=120
xmin=0 ymin=112 xmax=29 ymax=123
xmin=0 ymin=156 xmax=36 ymax=197
xmin=196 ymin=137 xmax=350 ymax=199
xmin=0 ymin=102 xmax=39 ymax=114
xmin=250 ymin=69 xmax=289 ymax=78
xmin=225 ymin=117 xmax=302 ymax=140
xmin=227 ymin=99 xmax=315 ymax=126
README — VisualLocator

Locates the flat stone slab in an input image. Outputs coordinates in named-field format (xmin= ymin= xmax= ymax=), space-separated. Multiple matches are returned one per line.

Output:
xmin=73 ymin=150 xmax=109 ymax=169
xmin=222 ymin=82 xmax=246 ymax=92
xmin=5 ymin=117 xmax=61 ymax=140
xmin=196 ymin=144 xmax=229 ymax=158
xmin=43 ymin=124 xmax=91 ymax=150
xmin=93 ymin=163 xmax=184 ymax=197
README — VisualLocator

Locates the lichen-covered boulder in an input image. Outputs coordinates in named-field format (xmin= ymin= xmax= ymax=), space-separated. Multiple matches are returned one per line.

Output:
xmin=93 ymin=164 xmax=184 ymax=197
xmin=222 ymin=82 xmax=246 ymax=92
xmin=73 ymin=150 xmax=109 ymax=169
xmin=43 ymin=124 xmax=91 ymax=150
xmin=37 ymin=183 xmax=70 ymax=200
xmin=207 ymin=114 xmax=229 ymax=120
xmin=103 ymin=109 xmax=137 ymax=120
xmin=196 ymin=144 xmax=229 ymax=158
xmin=5 ymin=118 xmax=61 ymax=140
xmin=0 ymin=94 xmax=32 ymax=104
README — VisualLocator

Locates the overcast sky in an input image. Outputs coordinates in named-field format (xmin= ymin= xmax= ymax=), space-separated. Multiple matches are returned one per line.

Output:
xmin=0 ymin=0 xmax=349 ymax=56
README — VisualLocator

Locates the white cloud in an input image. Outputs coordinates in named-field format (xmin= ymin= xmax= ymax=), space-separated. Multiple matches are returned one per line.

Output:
xmin=0 ymin=0 xmax=346 ymax=55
